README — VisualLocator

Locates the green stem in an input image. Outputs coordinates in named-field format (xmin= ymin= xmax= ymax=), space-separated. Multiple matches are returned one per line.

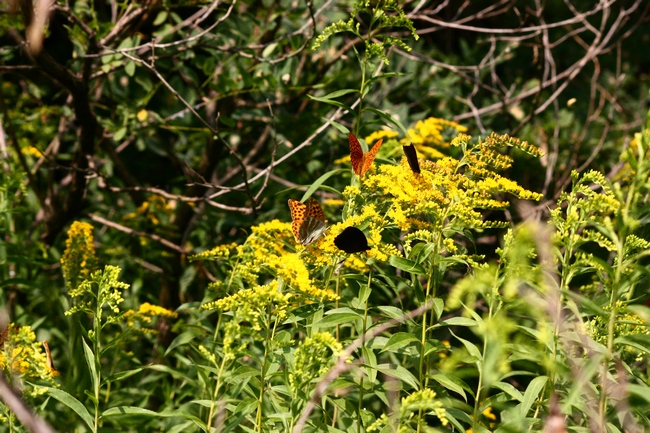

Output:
xmin=92 ymin=303 xmax=102 ymax=433
xmin=472 ymin=266 xmax=499 ymax=432
xmin=206 ymin=355 xmax=229 ymax=431
xmin=357 ymin=269 xmax=372 ymax=433
xmin=255 ymin=314 xmax=280 ymax=432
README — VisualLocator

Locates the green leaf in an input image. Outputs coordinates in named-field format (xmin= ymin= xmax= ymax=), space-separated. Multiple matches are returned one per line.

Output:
xmin=616 ymin=336 xmax=650 ymax=355
xmin=318 ymin=89 xmax=359 ymax=100
xmin=376 ymin=364 xmax=419 ymax=389
xmin=381 ymin=332 xmax=419 ymax=353
xmin=376 ymin=306 xmax=411 ymax=321
xmin=45 ymin=387 xmax=94 ymax=430
xmin=322 ymin=118 xmax=350 ymax=134
xmin=432 ymin=298 xmax=444 ymax=321
xmin=364 ymin=107 xmax=408 ymax=136
xmin=492 ymin=381 xmax=524 ymax=402
xmin=262 ymin=42 xmax=278 ymax=58
xmin=82 ymin=339 xmax=98 ymax=395
xmin=102 ymin=406 xmax=158 ymax=416
xmin=519 ymin=375 xmax=547 ymax=417
xmin=312 ymin=312 xmax=362 ymax=327
xmin=451 ymin=331 xmax=482 ymax=359
xmin=125 ymin=61 xmax=136 ymax=77
xmin=153 ymin=11 xmax=168 ymax=26
xmin=431 ymin=316 xmax=478 ymax=329
xmin=628 ymin=384 xmax=650 ymax=404
xmin=357 ymin=283 xmax=371 ymax=307
xmin=114 ymin=127 xmax=127 ymax=142
xmin=301 ymin=169 xmax=347 ymax=201
xmin=165 ymin=331 xmax=198 ymax=356
xmin=103 ymin=367 xmax=145 ymax=384
xmin=389 ymin=255 xmax=426 ymax=275
xmin=362 ymin=346 xmax=377 ymax=383
xmin=430 ymin=374 xmax=468 ymax=401
xmin=102 ymin=406 xmax=204 ymax=423
xmin=365 ymin=72 xmax=405 ymax=87
xmin=308 ymin=95 xmax=355 ymax=114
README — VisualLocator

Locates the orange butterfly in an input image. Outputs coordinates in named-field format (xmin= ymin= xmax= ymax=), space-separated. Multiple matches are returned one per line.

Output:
xmin=288 ymin=197 xmax=327 ymax=245
xmin=43 ymin=340 xmax=59 ymax=376
xmin=349 ymin=132 xmax=383 ymax=176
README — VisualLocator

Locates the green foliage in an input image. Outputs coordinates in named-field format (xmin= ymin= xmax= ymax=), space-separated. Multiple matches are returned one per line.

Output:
xmin=2 ymin=0 xmax=650 ymax=432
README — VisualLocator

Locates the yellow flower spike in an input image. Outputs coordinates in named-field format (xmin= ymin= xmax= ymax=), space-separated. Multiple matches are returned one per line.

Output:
xmin=61 ymin=221 xmax=98 ymax=292
xmin=364 ymin=129 xmax=399 ymax=145
xmin=138 ymin=302 xmax=177 ymax=318
xmin=0 ymin=324 xmax=58 ymax=387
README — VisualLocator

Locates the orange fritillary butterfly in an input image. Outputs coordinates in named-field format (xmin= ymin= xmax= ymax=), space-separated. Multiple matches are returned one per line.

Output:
xmin=288 ymin=197 xmax=327 ymax=245
xmin=349 ymin=132 xmax=383 ymax=176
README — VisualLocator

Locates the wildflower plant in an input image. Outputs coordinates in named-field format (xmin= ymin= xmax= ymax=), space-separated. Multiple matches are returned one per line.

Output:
xmin=545 ymin=113 xmax=650 ymax=426
xmin=311 ymin=0 xmax=418 ymax=65
xmin=61 ymin=221 xmax=98 ymax=292
xmin=185 ymin=115 xmax=545 ymax=431
xmin=0 ymin=324 xmax=59 ymax=426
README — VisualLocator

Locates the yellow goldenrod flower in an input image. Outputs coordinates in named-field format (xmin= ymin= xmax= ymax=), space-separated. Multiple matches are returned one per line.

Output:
xmin=61 ymin=221 xmax=98 ymax=291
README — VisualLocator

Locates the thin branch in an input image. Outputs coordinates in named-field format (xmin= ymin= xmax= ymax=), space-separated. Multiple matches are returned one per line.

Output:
xmin=0 ymin=371 xmax=57 ymax=433
xmin=87 ymin=213 xmax=190 ymax=255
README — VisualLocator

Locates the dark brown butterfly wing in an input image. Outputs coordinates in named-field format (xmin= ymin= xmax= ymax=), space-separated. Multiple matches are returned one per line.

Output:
xmin=403 ymin=144 xmax=421 ymax=174
xmin=334 ymin=227 xmax=370 ymax=253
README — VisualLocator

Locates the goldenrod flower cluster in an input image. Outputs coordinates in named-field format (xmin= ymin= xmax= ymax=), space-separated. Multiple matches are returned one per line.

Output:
xmin=123 ymin=302 xmax=178 ymax=335
xmin=61 ymin=221 xmax=98 ymax=291
xmin=367 ymin=388 xmax=447 ymax=431
xmin=404 ymin=117 xmax=467 ymax=159
xmin=21 ymin=146 xmax=43 ymax=158
xmin=202 ymin=281 xmax=291 ymax=331
xmin=190 ymin=243 xmax=238 ymax=262
xmin=587 ymin=302 xmax=649 ymax=362
xmin=65 ymin=265 xmax=130 ymax=325
xmin=289 ymin=332 xmax=344 ymax=391
xmin=124 ymin=195 xmax=174 ymax=226
xmin=350 ymin=132 xmax=543 ymax=264
xmin=0 ymin=324 xmax=58 ymax=393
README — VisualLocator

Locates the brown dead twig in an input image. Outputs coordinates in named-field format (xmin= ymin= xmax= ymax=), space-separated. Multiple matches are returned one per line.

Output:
xmin=401 ymin=0 xmax=648 ymax=209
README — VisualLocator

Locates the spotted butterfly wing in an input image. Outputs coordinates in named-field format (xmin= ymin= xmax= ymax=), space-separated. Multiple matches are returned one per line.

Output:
xmin=304 ymin=197 xmax=325 ymax=221
xmin=403 ymin=144 xmax=421 ymax=174
xmin=288 ymin=197 xmax=327 ymax=245
xmin=334 ymin=226 xmax=371 ymax=253
xmin=349 ymin=133 xmax=383 ymax=176
xmin=288 ymin=199 xmax=307 ymax=241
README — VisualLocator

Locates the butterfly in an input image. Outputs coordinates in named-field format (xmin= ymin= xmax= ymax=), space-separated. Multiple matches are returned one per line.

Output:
xmin=403 ymin=144 xmax=421 ymax=174
xmin=349 ymin=133 xmax=383 ymax=176
xmin=288 ymin=197 xmax=327 ymax=245
xmin=334 ymin=226 xmax=371 ymax=253
xmin=43 ymin=340 xmax=59 ymax=376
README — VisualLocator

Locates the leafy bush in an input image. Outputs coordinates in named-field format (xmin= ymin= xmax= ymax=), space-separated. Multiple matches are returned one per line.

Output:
xmin=1 ymin=0 xmax=650 ymax=432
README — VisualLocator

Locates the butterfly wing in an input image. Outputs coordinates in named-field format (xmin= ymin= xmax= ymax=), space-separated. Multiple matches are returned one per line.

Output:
xmin=360 ymin=138 xmax=383 ymax=176
xmin=334 ymin=226 xmax=371 ymax=253
xmin=288 ymin=199 xmax=307 ymax=242
xmin=349 ymin=133 xmax=364 ymax=175
xmin=299 ymin=217 xmax=327 ymax=245
xmin=304 ymin=197 xmax=325 ymax=222
xmin=403 ymin=144 xmax=421 ymax=174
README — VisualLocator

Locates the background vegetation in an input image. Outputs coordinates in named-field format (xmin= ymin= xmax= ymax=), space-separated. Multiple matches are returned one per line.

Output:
xmin=1 ymin=0 xmax=649 ymax=432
